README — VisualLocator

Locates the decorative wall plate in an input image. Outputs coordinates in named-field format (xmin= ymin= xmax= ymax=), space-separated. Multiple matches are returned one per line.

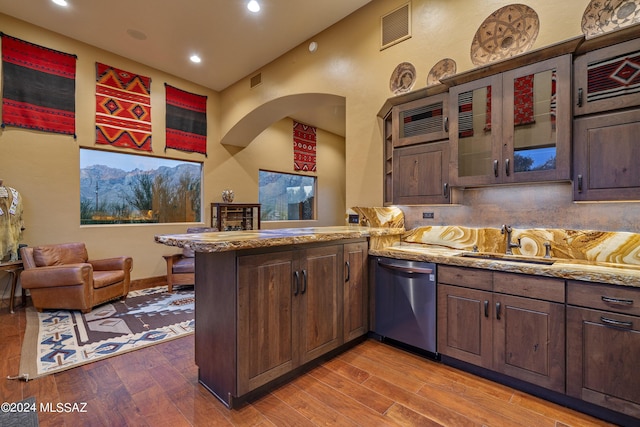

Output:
xmin=390 ymin=62 xmax=416 ymax=94
xmin=582 ymin=0 xmax=640 ymax=38
xmin=470 ymin=4 xmax=540 ymax=66
xmin=426 ymin=58 xmax=457 ymax=86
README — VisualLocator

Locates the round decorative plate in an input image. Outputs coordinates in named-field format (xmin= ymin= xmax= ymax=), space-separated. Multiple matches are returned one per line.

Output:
xmin=389 ymin=62 xmax=416 ymax=95
xmin=470 ymin=4 xmax=540 ymax=66
xmin=582 ymin=0 xmax=640 ymax=38
xmin=426 ymin=58 xmax=457 ymax=86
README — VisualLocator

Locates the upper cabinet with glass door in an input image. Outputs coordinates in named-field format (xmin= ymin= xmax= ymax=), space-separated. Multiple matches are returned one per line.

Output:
xmin=449 ymin=55 xmax=572 ymax=187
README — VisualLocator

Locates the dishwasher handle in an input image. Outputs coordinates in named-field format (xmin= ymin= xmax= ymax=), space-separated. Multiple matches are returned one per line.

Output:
xmin=377 ymin=259 xmax=433 ymax=275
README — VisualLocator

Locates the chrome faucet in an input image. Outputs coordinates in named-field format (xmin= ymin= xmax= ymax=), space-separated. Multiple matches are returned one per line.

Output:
xmin=501 ymin=225 xmax=521 ymax=255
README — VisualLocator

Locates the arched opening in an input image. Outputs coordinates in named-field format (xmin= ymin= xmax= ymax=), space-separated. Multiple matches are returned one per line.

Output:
xmin=220 ymin=93 xmax=346 ymax=147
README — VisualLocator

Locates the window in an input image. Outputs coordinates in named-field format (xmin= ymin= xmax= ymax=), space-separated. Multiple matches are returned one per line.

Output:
xmin=259 ymin=170 xmax=315 ymax=221
xmin=80 ymin=148 xmax=202 ymax=225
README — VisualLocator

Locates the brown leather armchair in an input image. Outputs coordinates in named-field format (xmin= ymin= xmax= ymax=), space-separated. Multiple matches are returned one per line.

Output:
xmin=20 ymin=242 xmax=133 ymax=313
xmin=163 ymin=227 xmax=216 ymax=292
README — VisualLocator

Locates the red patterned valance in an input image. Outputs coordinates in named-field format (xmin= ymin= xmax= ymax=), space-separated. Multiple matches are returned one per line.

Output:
xmin=293 ymin=121 xmax=316 ymax=172
xmin=95 ymin=63 xmax=152 ymax=151
xmin=165 ymin=84 xmax=207 ymax=155
xmin=1 ymin=33 xmax=76 ymax=136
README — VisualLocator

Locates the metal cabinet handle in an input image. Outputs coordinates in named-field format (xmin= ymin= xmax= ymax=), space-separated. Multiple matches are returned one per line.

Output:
xmin=577 ymin=174 xmax=583 ymax=193
xmin=601 ymin=316 xmax=632 ymax=329
xmin=484 ymin=300 xmax=489 ymax=318
xmin=493 ymin=160 xmax=499 ymax=177
xmin=345 ymin=261 xmax=350 ymax=282
xmin=505 ymin=158 xmax=510 ymax=176
xmin=293 ymin=271 xmax=300 ymax=296
xmin=496 ymin=302 xmax=501 ymax=320
xmin=602 ymin=296 xmax=634 ymax=305
xmin=444 ymin=116 xmax=449 ymax=133
xmin=301 ymin=269 xmax=308 ymax=294
xmin=577 ymin=88 xmax=583 ymax=107
xmin=443 ymin=183 xmax=449 ymax=198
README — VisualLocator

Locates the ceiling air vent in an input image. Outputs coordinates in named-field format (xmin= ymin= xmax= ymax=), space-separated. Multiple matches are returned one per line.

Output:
xmin=250 ymin=73 xmax=262 ymax=88
xmin=381 ymin=2 xmax=411 ymax=50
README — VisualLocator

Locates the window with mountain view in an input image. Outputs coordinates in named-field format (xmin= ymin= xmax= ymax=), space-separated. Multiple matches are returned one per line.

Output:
xmin=80 ymin=148 xmax=202 ymax=225
xmin=259 ymin=170 xmax=315 ymax=221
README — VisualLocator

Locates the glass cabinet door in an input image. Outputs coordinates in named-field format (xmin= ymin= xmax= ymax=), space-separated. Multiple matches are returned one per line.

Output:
xmin=450 ymin=74 xmax=502 ymax=186
xmin=503 ymin=55 xmax=571 ymax=183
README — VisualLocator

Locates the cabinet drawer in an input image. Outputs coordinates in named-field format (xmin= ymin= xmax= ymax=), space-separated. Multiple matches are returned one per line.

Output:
xmin=494 ymin=272 xmax=565 ymax=303
xmin=568 ymin=280 xmax=640 ymax=316
xmin=438 ymin=265 xmax=492 ymax=291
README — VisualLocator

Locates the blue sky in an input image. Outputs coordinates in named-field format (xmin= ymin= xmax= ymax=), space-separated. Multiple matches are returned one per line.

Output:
xmin=80 ymin=148 xmax=198 ymax=172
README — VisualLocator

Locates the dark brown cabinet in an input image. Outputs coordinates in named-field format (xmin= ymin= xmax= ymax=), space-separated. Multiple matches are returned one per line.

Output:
xmin=573 ymin=38 xmax=640 ymax=116
xmin=237 ymin=244 xmax=342 ymax=395
xmin=449 ymin=55 xmax=572 ymax=187
xmin=572 ymin=37 xmax=640 ymax=201
xmin=343 ymin=241 xmax=368 ymax=342
xmin=196 ymin=238 xmax=367 ymax=408
xmin=382 ymin=88 xmax=451 ymax=205
xmin=438 ymin=266 xmax=565 ymax=392
xmin=573 ymin=109 xmax=640 ymax=201
xmin=393 ymin=142 xmax=450 ymax=204
xmin=566 ymin=280 xmax=640 ymax=419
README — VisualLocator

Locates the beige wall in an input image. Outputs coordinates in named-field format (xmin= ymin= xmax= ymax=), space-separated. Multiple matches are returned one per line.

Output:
xmin=0 ymin=14 xmax=345 ymax=282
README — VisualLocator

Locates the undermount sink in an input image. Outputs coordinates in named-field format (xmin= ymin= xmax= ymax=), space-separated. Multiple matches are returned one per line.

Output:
xmin=458 ymin=252 xmax=556 ymax=265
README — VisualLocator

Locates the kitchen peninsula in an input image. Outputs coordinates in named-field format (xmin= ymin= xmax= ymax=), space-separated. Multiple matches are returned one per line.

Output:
xmin=155 ymin=225 xmax=403 ymax=408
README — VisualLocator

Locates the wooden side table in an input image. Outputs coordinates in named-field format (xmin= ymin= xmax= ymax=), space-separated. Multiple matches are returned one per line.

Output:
xmin=1 ymin=260 xmax=24 ymax=313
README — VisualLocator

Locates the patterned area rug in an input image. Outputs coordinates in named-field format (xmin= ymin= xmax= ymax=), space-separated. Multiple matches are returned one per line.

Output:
xmin=19 ymin=286 xmax=194 ymax=379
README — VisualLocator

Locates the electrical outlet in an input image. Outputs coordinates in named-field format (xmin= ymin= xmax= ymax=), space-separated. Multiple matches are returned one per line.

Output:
xmin=423 ymin=212 xmax=434 ymax=219
xmin=348 ymin=214 xmax=360 ymax=224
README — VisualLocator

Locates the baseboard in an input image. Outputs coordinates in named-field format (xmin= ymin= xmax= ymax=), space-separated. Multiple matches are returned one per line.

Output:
xmin=130 ymin=275 xmax=167 ymax=291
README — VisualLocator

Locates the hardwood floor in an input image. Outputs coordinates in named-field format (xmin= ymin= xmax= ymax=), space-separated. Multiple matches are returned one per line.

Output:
xmin=0 ymin=300 xmax=615 ymax=427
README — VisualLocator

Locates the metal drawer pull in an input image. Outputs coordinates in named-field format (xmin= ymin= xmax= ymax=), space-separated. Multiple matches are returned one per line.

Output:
xmin=601 ymin=316 xmax=633 ymax=328
xmin=601 ymin=296 xmax=633 ymax=305
xmin=377 ymin=260 xmax=432 ymax=274
xmin=345 ymin=261 xmax=350 ymax=282
xmin=496 ymin=302 xmax=501 ymax=320
xmin=505 ymin=158 xmax=510 ymax=176
xmin=301 ymin=269 xmax=308 ymax=294
xmin=577 ymin=87 xmax=583 ymax=107
xmin=484 ymin=300 xmax=489 ymax=318
xmin=293 ymin=271 xmax=300 ymax=296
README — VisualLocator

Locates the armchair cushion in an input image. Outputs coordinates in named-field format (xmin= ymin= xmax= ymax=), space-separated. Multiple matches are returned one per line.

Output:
xmin=33 ymin=242 xmax=88 ymax=266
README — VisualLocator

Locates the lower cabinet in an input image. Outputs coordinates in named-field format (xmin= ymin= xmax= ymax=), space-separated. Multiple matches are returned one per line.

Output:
xmin=343 ymin=241 xmax=369 ymax=342
xmin=566 ymin=280 xmax=640 ymax=419
xmin=237 ymin=244 xmax=343 ymax=395
xmin=196 ymin=239 xmax=368 ymax=407
xmin=438 ymin=266 xmax=565 ymax=393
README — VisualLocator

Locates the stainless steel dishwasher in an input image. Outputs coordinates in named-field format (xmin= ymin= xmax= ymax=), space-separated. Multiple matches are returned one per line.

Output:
xmin=373 ymin=257 xmax=437 ymax=357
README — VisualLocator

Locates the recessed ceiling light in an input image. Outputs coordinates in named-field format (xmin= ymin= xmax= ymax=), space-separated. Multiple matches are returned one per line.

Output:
xmin=52 ymin=0 xmax=68 ymax=6
xmin=247 ymin=0 xmax=260 ymax=13
xmin=190 ymin=54 xmax=202 ymax=64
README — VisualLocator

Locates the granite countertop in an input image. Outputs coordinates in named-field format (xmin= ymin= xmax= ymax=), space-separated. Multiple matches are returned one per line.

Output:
xmin=155 ymin=226 xmax=405 ymax=253
xmin=371 ymin=243 xmax=640 ymax=288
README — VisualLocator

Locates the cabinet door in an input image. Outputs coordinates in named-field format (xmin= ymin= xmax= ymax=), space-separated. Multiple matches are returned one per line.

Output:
xmin=567 ymin=306 xmax=640 ymax=418
xmin=502 ymin=55 xmax=571 ymax=183
xmin=392 ymin=142 xmax=450 ymax=204
xmin=573 ymin=109 xmax=640 ymax=201
xmin=437 ymin=284 xmax=493 ymax=368
xmin=574 ymin=38 xmax=640 ymax=116
xmin=298 ymin=245 xmax=343 ymax=364
xmin=392 ymin=93 xmax=449 ymax=148
xmin=450 ymin=74 xmax=503 ymax=186
xmin=493 ymin=294 xmax=565 ymax=393
xmin=343 ymin=242 xmax=368 ymax=342
xmin=237 ymin=251 xmax=296 ymax=395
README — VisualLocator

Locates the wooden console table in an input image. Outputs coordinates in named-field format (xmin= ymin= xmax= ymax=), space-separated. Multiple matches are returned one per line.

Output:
xmin=1 ymin=260 xmax=24 ymax=313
